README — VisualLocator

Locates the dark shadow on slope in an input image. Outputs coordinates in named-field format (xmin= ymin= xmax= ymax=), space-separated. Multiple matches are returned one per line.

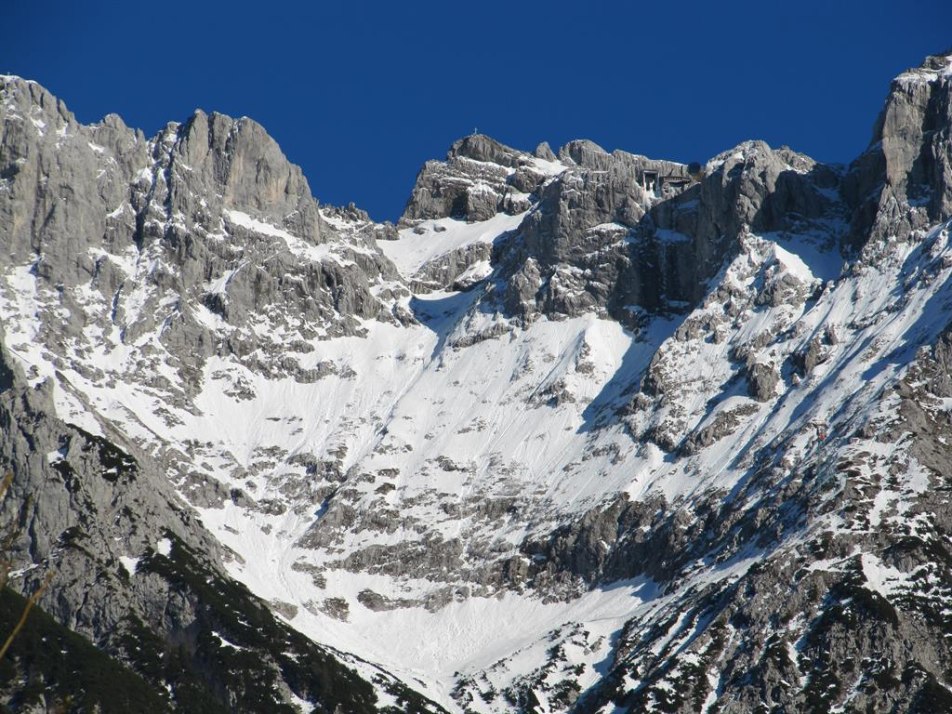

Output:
xmin=406 ymin=227 xmax=525 ymax=361
xmin=795 ymin=223 xmax=952 ymax=421
xmin=0 ymin=588 xmax=172 ymax=713
xmin=408 ymin=289 xmax=484 ymax=358
xmin=589 ymin=577 xmax=661 ymax=678
xmin=858 ymin=224 xmax=952 ymax=384
xmin=578 ymin=316 xmax=680 ymax=434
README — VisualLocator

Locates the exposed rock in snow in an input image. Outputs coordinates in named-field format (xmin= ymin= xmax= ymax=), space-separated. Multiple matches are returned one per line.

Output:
xmin=2 ymin=52 xmax=952 ymax=713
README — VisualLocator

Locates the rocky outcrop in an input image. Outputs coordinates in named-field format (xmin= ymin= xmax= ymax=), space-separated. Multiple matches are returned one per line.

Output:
xmin=746 ymin=360 xmax=780 ymax=401
xmin=412 ymin=241 xmax=493 ymax=292
xmin=397 ymin=130 xmax=842 ymax=324
xmin=490 ymin=138 xmax=842 ymax=324
xmin=844 ymin=51 xmax=952 ymax=249
xmin=400 ymin=134 xmax=541 ymax=224
xmin=614 ymin=142 xmax=840 ymax=312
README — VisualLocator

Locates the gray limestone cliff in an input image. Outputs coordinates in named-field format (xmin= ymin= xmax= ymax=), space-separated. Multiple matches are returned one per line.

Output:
xmin=0 ymin=75 xmax=408 ymax=395
xmin=400 ymin=131 xmax=842 ymax=326
xmin=1 ymin=49 xmax=952 ymax=714
xmin=845 ymin=51 xmax=952 ymax=250
xmin=401 ymin=134 xmax=539 ymax=224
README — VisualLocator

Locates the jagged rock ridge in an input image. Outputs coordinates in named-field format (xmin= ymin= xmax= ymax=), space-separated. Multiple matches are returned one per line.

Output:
xmin=0 ymin=50 xmax=951 ymax=713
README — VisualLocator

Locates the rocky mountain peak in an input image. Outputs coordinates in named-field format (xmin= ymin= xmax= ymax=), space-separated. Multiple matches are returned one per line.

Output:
xmin=4 ymin=53 xmax=952 ymax=713
xmin=845 ymin=50 xmax=952 ymax=249
xmin=533 ymin=140 xmax=556 ymax=161
xmin=0 ymin=78 xmax=408 ymax=403
xmin=488 ymin=137 xmax=843 ymax=325
xmin=446 ymin=133 xmax=525 ymax=168
xmin=176 ymin=109 xmax=318 ymax=223
xmin=1 ymin=74 xmax=74 ymax=126
xmin=879 ymin=51 xmax=952 ymax=208
xmin=396 ymin=125 xmax=844 ymax=328
xmin=557 ymin=138 xmax=612 ymax=169
xmin=400 ymin=134 xmax=550 ymax=225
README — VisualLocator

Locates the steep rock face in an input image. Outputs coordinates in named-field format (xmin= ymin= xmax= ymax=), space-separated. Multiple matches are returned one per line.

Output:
xmin=845 ymin=51 xmax=952 ymax=249
xmin=610 ymin=141 xmax=840 ymax=317
xmin=499 ymin=143 xmax=685 ymax=318
xmin=0 ymin=75 xmax=406 ymax=395
xmin=401 ymin=134 xmax=540 ymax=224
xmin=404 ymin=133 xmax=842 ymax=325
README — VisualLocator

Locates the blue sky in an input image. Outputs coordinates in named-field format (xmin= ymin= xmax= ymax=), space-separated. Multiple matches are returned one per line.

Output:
xmin=4 ymin=1 xmax=950 ymax=221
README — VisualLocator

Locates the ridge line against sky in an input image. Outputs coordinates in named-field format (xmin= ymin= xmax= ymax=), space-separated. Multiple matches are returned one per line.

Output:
xmin=3 ymin=0 xmax=951 ymax=221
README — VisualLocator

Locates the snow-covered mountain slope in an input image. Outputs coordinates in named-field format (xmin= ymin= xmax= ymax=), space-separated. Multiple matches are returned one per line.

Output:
xmin=2 ymin=51 xmax=952 ymax=713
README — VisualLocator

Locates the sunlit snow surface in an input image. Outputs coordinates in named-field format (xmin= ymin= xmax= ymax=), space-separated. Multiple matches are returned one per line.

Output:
xmin=3 ymin=184 xmax=952 ymax=709
xmin=383 ymin=211 xmax=527 ymax=276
